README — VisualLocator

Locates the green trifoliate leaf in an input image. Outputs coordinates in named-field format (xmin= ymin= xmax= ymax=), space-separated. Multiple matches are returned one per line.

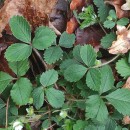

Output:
xmin=86 ymin=95 xmax=108 ymax=122
xmin=86 ymin=68 xmax=101 ymax=91
xmin=106 ymin=88 xmax=130 ymax=115
xmin=101 ymin=32 xmax=116 ymax=49
xmin=93 ymin=0 xmax=110 ymax=22
xmin=99 ymin=65 xmax=114 ymax=94
xmin=80 ymin=45 xmax=97 ymax=67
xmin=44 ymin=46 xmax=63 ymax=64
xmin=59 ymin=32 xmax=75 ymax=48
xmin=32 ymin=87 xmax=44 ymax=110
xmin=117 ymin=18 xmax=129 ymax=26
xmin=104 ymin=20 xmax=116 ymax=29
xmin=9 ymin=59 xmax=29 ymax=76
xmin=40 ymin=69 xmax=58 ymax=87
xmin=5 ymin=43 xmax=32 ymax=62
xmin=64 ymin=64 xmax=87 ymax=82
xmin=73 ymin=45 xmax=83 ymax=63
xmin=9 ymin=16 xmax=31 ymax=43
xmin=32 ymin=26 xmax=56 ymax=50
xmin=46 ymin=87 xmax=65 ymax=108
xmin=11 ymin=78 xmax=32 ymax=105
xmin=116 ymin=58 xmax=130 ymax=78
xmin=0 ymin=99 xmax=5 ymax=109
xmin=0 ymin=72 xmax=13 ymax=93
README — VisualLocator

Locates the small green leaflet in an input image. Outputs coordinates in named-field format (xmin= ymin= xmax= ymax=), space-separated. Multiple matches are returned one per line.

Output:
xmin=11 ymin=78 xmax=32 ymax=105
xmin=5 ymin=43 xmax=32 ymax=62
xmin=105 ymin=118 xmax=117 ymax=130
xmin=117 ymin=18 xmax=129 ymax=26
xmin=73 ymin=45 xmax=83 ymax=63
xmin=64 ymin=64 xmax=87 ymax=82
xmin=99 ymin=65 xmax=114 ymax=94
xmin=32 ymin=26 xmax=56 ymax=50
xmin=60 ymin=59 xmax=80 ymax=72
xmin=101 ymin=32 xmax=116 ymax=49
xmin=106 ymin=88 xmax=130 ymax=115
xmin=73 ymin=120 xmax=86 ymax=130
xmin=85 ymin=125 xmax=105 ymax=130
xmin=86 ymin=68 xmax=101 ymax=91
xmin=116 ymin=58 xmax=130 ymax=78
xmin=93 ymin=0 xmax=110 ymax=22
xmin=9 ymin=16 xmax=31 ymax=43
xmin=44 ymin=46 xmax=63 ymax=64
xmin=32 ymin=87 xmax=44 ymax=110
xmin=9 ymin=59 xmax=29 ymax=76
xmin=45 ymin=87 xmax=65 ymax=108
xmin=104 ymin=20 xmax=116 ymax=29
xmin=0 ymin=72 xmax=13 ymax=93
xmin=59 ymin=32 xmax=75 ymax=48
xmin=42 ymin=119 xmax=51 ymax=129
xmin=86 ymin=95 xmax=108 ymax=122
xmin=0 ymin=99 xmax=5 ymax=109
xmin=80 ymin=45 xmax=97 ymax=67
xmin=40 ymin=69 xmax=58 ymax=87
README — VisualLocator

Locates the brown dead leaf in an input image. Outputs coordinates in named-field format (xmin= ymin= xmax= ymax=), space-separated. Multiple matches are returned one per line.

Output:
xmin=121 ymin=0 xmax=130 ymax=11
xmin=0 ymin=0 xmax=58 ymax=37
xmin=123 ymin=116 xmax=130 ymax=124
xmin=105 ymin=0 xmax=130 ymax=18
xmin=123 ymin=77 xmax=130 ymax=89
xmin=109 ymin=25 xmax=130 ymax=54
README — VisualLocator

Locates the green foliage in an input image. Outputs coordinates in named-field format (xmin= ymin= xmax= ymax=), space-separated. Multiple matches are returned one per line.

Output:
xmin=99 ymin=65 xmax=114 ymax=93
xmin=44 ymin=46 xmax=63 ymax=64
xmin=93 ymin=0 xmax=110 ymax=22
xmin=59 ymin=32 xmax=75 ymax=48
xmin=103 ymin=10 xmax=129 ymax=29
xmin=5 ymin=43 xmax=32 ymax=62
xmin=9 ymin=16 xmax=31 ymax=43
xmin=116 ymin=58 xmax=130 ymax=78
xmin=40 ymin=69 xmax=58 ymax=87
xmin=32 ymin=26 xmax=56 ymax=50
xmin=2 ymin=14 xmax=130 ymax=129
xmin=0 ymin=72 xmax=13 ymax=93
xmin=101 ymin=32 xmax=116 ymax=49
xmin=64 ymin=64 xmax=87 ymax=82
xmin=9 ymin=59 xmax=29 ymax=76
xmin=72 ymin=45 xmax=83 ymax=63
xmin=106 ymin=89 xmax=130 ymax=115
xmin=104 ymin=20 xmax=116 ymax=29
xmin=45 ymin=87 xmax=65 ymax=108
xmin=80 ymin=45 xmax=97 ymax=67
xmin=117 ymin=18 xmax=129 ymax=26
xmin=11 ymin=78 xmax=32 ymax=105
xmin=73 ymin=120 xmax=86 ymax=130
xmin=78 ymin=5 xmax=97 ymax=29
xmin=86 ymin=68 xmax=101 ymax=91
xmin=0 ymin=99 xmax=5 ymax=109
xmin=32 ymin=87 xmax=44 ymax=110
xmin=86 ymin=95 xmax=108 ymax=122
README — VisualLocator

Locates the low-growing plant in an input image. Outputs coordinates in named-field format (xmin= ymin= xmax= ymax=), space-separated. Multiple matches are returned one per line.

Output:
xmin=0 ymin=1 xmax=130 ymax=130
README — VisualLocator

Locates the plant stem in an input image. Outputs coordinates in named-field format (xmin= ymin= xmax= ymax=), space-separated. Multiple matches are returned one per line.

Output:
xmin=92 ymin=54 xmax=120 ymax=68
xmin=33 ymin=48 xmax=48 ymax=70
xmin=98 ymin=22 xmax=107 ymax=34
xmin=5 ymin=97 xmax=9 ymax=128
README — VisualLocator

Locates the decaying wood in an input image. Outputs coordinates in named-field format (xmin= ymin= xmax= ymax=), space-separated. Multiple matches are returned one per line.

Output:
xmin=0 ymin=0 xmax=58 ymax=37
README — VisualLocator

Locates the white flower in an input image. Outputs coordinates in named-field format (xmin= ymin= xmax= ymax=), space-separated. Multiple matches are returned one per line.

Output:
xmin=59 ymin=111 xmax=67 ymax=118
xmin=13 ymin=121 xmax=23 ymax=130
xmin=82 ymin=7 xmax=85 ymax=12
